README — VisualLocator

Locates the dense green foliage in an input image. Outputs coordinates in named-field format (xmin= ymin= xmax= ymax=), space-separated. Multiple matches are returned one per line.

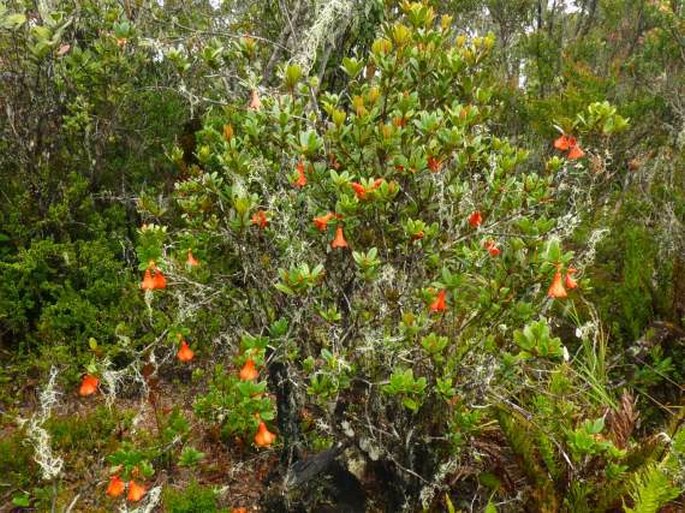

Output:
xmin=1 ymin=1 xmax=683 ymax=512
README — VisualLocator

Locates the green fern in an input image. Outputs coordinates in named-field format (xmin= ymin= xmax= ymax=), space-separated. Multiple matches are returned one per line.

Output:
xmin=496 ymin=409 xmax=558 ymax=510
xmin=563 ymin=481 xmax=593 ymax=513
xmin=623 ymin=464 xmax=679 ymax=513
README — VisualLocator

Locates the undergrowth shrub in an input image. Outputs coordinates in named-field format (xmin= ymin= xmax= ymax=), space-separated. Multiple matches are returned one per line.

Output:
xmin=129 ymin=3 xmax=664 ymax=509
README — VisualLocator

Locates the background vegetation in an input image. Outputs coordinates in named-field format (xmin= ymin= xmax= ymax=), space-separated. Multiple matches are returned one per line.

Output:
xmin=0 ymin=0 xmax=683 ymax=512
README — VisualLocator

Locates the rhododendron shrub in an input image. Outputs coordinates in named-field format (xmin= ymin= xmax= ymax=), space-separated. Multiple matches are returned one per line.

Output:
xmin=135 ymin=2 xmax=588 ymax=507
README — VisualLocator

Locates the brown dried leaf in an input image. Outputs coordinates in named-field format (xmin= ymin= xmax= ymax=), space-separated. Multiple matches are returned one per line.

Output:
xmin=608 ymin=390 xmax=638 ymax=449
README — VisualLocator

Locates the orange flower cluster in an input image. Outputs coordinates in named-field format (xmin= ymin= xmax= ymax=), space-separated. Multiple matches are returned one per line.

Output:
xmin=79 ymin=374 xmax=99 ymax=397
xmin=141 ymin=263 xmax=166 ymax=291
xmin=554 ymin=134 xmax=585 ymax=160
xmin=548 ymin=266 xmax=579 ymax=299
xmin=105 ymin=476 xmax=146 ymax=502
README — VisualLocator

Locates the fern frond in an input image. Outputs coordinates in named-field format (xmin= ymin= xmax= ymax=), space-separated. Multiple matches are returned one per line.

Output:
xmin=623 ymin=464 xmax=679 ymax=513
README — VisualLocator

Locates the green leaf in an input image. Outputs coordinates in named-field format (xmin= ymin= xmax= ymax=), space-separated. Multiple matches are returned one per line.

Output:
xmin=402 ymin=397 xmax=419 ymax=412
xmin=589 ymin=417 xmax=605 ymax=435
xmin=178 ymin=446 xmax=206 ymax=467
xmin=445 ymin=494 xmax=456 ymax=513
xmin=484 ymin=499 xmax=497 ymax=513
xmin=2 ymin=13 xmax=26 ymax=30
xmin=275 ymin=283 xmax=294 ymax=295
xmin=12 ymin=494 xmax=30 ymax=507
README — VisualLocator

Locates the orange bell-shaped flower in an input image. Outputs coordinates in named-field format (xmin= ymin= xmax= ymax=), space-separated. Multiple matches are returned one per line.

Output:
xmin=468 ymin=210 xmax=483 ymax=228
xmin=141 ymin=269 xmax=155 ymax=290
xmin=567 ymin=144 xmax=585 ymax=160
xmin=152 ymin=269 xmax=167 ymax=290
xmin=177 ymin=340 xmax=194 ymax=362
xmin=429 ymin=289 xmax=447 ymax=313
xmin=554 ymin=134 xmax=574 ymax=151
xmin=548 ymin=271 xmax=568 ymax=299
xmin=313 ymin=213 xmax=335 ymax=232
xmin=248 ymin=89 xmax=261 ymax=110
xmin=79 ymin=374 xmax=99 ymax=397
xmin=251 ymin=210 xmax=269 ymax=229
xmin=293 ymin=160 xmax=307 ymax=188
xmin=565 ymin=267 xmax=578 ymax=290
xmin=330 ymin=226 xmax=348 ymax=249
xmin=254 ymin=421 xmax=276 ymax=447
xmin=186 ymin=251 xmax=199 ymax=267
xmin=106 ymin=475 xmax=125 ymax=498
xmin=239 ymin=358 xmax=259 ymax=381
xmin=127 ymin=481 xmax=146 ymax=502
xmin=484 ymin=240 xmax=501 ymax=257
xmin=350 ymin=182 xmax=367 ymax=199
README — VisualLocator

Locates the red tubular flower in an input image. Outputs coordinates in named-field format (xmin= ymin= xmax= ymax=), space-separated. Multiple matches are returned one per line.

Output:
xmin=313 ymin=213 xmax=335 ymax=232
xmin=177 ymin=340 xmax=194 ymax=362
xmin=239 ymin=359 xmax=259 ymax=381
xmin=106 ymin=475 xmax=125 ymax=498
xmin=468 ymin=210 xmax=483 ymax=228
xmin=127 ymin=481 xmax=146 ymax=502
xmin=548 ymin=271 xmax=568 ymax=299
xmin=186 ymin=251 xmax=199 ymax=267
xmin=331 ymin=226 xmax=349 ymax=249
xmin=251 ymin=210 xmax=269 ymax=229
xmin=79 ymin=374 xmax=99 ymax=397
xmin=254 ymin=421 xmax=276 ymax=447
xmin=293 ymin=161 xmax=307 ymax=188
xmin=429 ymin=289 xmax=447 ymax=313
xmin=372 ymin=178 xmax=384 ymax=189
xmin=565 ymin=267 xmax=578 ymax=290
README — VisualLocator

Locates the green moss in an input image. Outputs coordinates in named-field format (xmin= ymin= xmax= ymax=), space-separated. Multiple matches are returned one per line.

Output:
xmin=162 ymin=480 xmax=229 ymax=513
xmin=0 ymin=429 xmax=35 ymax=489
xmin=46 ymin=406 xmax=120 ymax=454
